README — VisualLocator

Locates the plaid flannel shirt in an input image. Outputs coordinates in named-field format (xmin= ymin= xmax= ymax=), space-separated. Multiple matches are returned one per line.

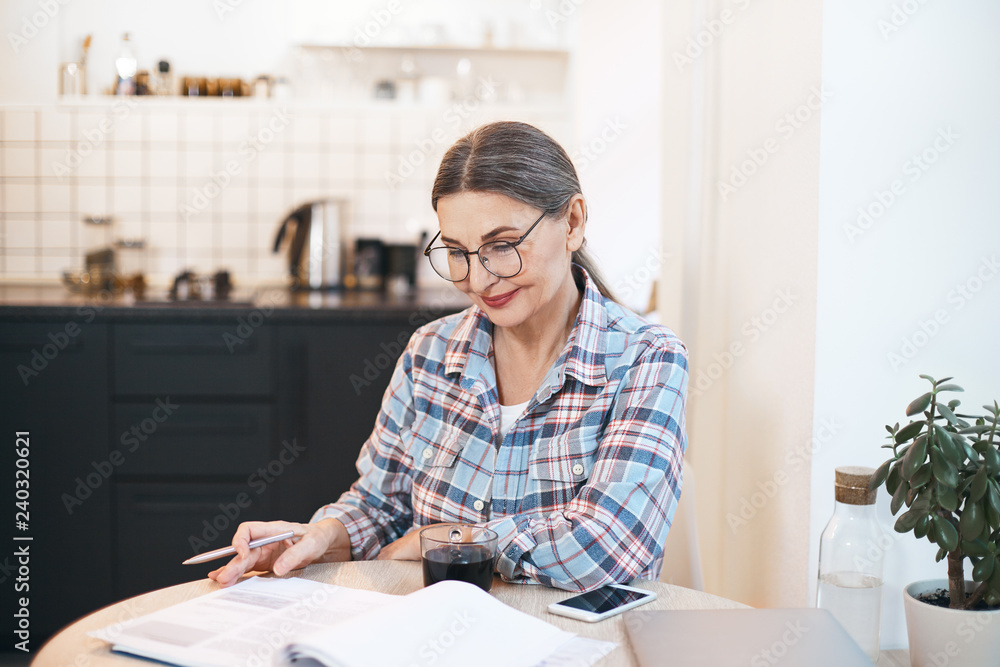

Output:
xmin=311 ymin=268 xmax=688 ymax=591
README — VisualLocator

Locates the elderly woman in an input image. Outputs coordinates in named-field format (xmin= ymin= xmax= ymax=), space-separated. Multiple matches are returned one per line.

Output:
xmin=211 ymin=121 xmax=688 ymax=592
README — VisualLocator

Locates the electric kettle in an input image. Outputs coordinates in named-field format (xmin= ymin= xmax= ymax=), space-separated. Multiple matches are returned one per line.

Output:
xmin=272 ymin=198 xmax=349 ymax=289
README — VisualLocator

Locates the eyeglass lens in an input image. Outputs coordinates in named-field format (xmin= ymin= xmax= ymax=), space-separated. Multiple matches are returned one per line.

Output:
xmin=428 ymin=242 xmax=522 ymax=282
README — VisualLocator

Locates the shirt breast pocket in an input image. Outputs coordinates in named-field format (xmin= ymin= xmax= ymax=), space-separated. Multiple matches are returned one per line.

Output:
xmin=527 ymin=424 xmax=599 ymax=506
xmin=413 ymin=421 xmax=465 ymax=469
xmin=408 ymin=419 xmax=469 ymax=522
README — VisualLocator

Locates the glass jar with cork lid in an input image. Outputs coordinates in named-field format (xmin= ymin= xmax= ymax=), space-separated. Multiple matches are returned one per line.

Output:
xmin=816 ymin=465 xmax=886 ymax=662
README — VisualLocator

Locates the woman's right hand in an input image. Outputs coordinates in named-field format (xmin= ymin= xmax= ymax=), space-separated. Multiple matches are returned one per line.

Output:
xmin=207 ymin=518 xmax=352 ymax=588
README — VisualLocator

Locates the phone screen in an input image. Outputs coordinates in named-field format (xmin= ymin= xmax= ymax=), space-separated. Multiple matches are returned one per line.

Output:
xmin=555 ymin=587 xmax=651 ymax=614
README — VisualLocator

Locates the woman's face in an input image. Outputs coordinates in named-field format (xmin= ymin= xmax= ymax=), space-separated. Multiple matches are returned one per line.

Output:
xmin=435 ymin=191 xmax=585 ymax=330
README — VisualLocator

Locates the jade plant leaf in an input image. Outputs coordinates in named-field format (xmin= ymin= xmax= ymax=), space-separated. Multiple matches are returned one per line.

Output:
xmin=973 ymin=556 xmax=995 ymax=582
xmin=933 ymin=515 xmax=960 ymax=551
xmin=891 ymin=479 xmax=908 ymax=515
xmin=938 ymin=431 xmax=964 ymax=466
xmin=910 ymin=462 xmax=933 ymax=489
xmin=915 ymin=515 xmax=930 ymax=539
xmin=961 ymin=502 xmax=985 ymax=541
xmin=984 ymin=447 xmax=1000 ymax=474
xmin=895 ymin=510 xmax=921 ymax=533
xmin=937 ymin=403 xmax=960 ymax=425
xmin=986 ymin=503 xmax=1000 ymax=534
xmin=886 ymin=463 xmax=901 ymax=495
xmin=896 ymin=421 xmax=924 ymax=444
xmin=987 ymin=481 xmax=1000 ymax=516
xmin=938 ymin=484 xmax=959 ymax=512
xmin=932 ymin=454 xmax=960 ymax=489
xmin=907 ymin=392 xmax=933 ymax=416
xmin=963 ymin=539 xmax=990 ymax=557
xmin=971 ymin=468 xmax=989 ymax=502
xmin=902 ymin=435 xmax=929 ymax=479
xmin=871 ymin=459 xmax=892 ymax=489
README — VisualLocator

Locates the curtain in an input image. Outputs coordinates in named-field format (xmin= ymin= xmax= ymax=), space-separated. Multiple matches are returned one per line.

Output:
xmin=658 ymin=0 xmax=823 ymax=608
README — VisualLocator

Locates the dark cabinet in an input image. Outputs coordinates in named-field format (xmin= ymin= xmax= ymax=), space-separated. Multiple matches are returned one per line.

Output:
xmin=110 ymin=322 xmax=278 ymax=600
xmin=112 ymin=403 xmax=274 ymax=476
xmin=276 ymin=322 xmax=419 ymax=523
xmin=114 ymin=482 xmax=272 ymax=597
xmin=0 ymin=303 xmax=456 ymax=649
xmin=0 ymin=321 xmax=113 ymax=647
xmin=113 ymin=323 xmax=274 ymax=396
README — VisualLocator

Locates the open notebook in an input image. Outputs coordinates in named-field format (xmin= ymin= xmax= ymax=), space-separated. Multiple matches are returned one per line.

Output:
xmin=89 ymin=577 xmax=616 ymax=667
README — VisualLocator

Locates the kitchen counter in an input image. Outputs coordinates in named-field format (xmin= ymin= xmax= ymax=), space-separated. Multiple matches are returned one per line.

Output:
xmin=0 ymin=283 xmax=471 ymax=323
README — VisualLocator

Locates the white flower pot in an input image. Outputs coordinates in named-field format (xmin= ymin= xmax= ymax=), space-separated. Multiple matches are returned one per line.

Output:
xmin=904 ymin=579 xmax=1000 ymax=667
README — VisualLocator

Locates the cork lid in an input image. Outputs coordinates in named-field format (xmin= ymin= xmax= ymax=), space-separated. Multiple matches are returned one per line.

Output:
xmin=835 ymin=466 xmax=877 ymax=505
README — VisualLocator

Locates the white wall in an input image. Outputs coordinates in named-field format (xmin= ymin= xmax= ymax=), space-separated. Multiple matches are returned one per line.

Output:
xmin=2 ymin=0 xmax=565 ymax=102
xmin=813 ymin=0 xmax=1000 ymax=648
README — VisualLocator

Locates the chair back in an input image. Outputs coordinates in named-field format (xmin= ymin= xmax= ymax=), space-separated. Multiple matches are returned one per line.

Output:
xmin=659 ymin=458 xmax=704 ymax=590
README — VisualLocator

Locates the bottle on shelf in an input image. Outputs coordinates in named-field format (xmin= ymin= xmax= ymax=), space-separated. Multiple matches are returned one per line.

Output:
xmin=816 ymin=466 xmax=885 ymax=662
xmin=114 ymin=32 xmax=137 ymax=95
xmin=151 ymin=60 xmax=174 ymax=95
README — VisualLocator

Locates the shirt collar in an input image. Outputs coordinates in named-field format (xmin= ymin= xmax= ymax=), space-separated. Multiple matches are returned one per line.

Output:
xmin=560 ymin=266 xmax=609 ymax=387
xmin=443 ymin=266 xmax=609 ymax=393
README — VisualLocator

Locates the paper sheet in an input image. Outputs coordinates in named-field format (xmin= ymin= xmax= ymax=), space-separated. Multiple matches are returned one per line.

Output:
xmin=89 ymin=577 xmax=617 ymax=667
xmin=89 ymin=578 xmax=394 ymax=666
xmin=284 ymin=579 xmax=580 ymax=667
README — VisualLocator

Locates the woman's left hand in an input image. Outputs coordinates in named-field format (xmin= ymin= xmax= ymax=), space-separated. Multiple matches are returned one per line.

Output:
xmin=375 ymin=528 xmax=423 ymax=561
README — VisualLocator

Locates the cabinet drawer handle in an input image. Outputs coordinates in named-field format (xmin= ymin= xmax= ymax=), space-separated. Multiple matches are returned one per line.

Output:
xmin=156 ymin=419 xmax=259 ymax=436
xmin=129 ymin=497 xmax=238 ymax=513
xmin=0 ymin=333 xmax=84 ymax=352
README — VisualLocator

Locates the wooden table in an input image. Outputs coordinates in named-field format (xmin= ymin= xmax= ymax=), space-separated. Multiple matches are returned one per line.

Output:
xmin=34 ymin=562 xmax=913 ymax=666
xmin=35 ymin=560 xmax=750 ymax=666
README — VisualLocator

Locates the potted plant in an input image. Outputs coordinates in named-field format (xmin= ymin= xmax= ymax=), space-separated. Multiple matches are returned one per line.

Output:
xmin=870 ymin=375 xmax=1000 ymax=666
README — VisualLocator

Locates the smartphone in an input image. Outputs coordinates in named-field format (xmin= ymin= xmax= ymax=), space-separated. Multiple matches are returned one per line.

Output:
xmin=547 ymin=584 xmax=657 ymax=622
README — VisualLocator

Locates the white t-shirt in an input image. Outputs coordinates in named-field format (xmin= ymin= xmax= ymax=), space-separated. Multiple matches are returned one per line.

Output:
xmin=498 ymin=400 xmax=530 ymax=441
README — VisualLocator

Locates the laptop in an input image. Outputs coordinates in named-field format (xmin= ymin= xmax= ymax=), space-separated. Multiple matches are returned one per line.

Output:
xmin=624 ymin=608 xmax=874 ymax=666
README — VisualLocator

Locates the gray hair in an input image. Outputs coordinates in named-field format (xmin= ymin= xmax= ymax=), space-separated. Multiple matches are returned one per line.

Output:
xmin=431 ymin=121 xmax=616 ymax=301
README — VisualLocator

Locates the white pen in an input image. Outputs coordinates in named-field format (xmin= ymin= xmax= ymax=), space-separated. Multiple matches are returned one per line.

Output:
xmin=182 ymin=530 xmax=296 ymax=565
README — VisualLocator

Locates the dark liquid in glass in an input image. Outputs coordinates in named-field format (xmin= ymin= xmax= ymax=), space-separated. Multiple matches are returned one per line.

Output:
xmin=422 ymin=544 xmax=495 ymax=592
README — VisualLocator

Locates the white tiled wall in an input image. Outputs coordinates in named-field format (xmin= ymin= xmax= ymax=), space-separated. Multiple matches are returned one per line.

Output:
xmin=0 ymin=100 xmax=570 ymax=284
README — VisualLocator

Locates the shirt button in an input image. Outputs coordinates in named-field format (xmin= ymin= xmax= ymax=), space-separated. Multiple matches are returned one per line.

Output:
xmin=473 ymin=500 xmax=485 ymax=511
xmin=572 ymin=463 xmax=585 ymax=476
xmin=422 ymin=447 xmax=433 ymax=460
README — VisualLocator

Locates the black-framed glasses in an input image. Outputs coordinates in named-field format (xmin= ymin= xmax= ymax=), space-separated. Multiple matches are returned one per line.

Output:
xmin=423 ymin=211 xmax=546 ymax=282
